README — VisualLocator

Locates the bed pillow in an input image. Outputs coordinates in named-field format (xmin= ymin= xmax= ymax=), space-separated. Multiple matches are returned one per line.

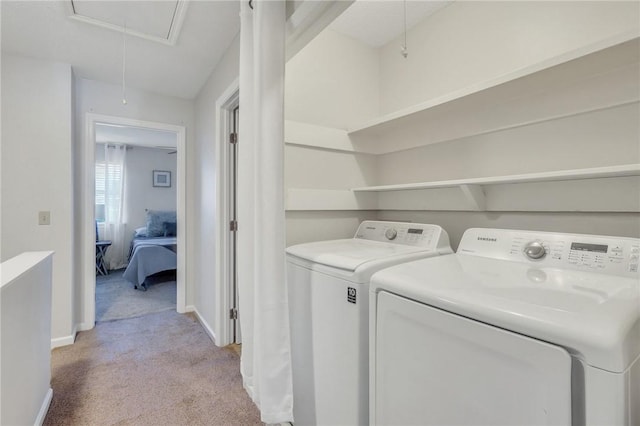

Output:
xmin=134 ymin=227 xmax=147 ymax=237
xmin=146 ymin=210 xmax=176 ymax=237
xmin=163 ymin=221 xmax=177 ymax=237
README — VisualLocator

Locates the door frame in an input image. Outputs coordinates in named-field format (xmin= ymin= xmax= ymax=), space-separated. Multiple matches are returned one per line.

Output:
xmin=214 ymin=79 xmax=239 ymax=346
xmin=80 ymin=113 xmax=187 ymax=330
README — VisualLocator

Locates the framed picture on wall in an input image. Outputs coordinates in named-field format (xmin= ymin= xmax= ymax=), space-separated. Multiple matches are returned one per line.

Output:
xmin=153 ymin=170 xmax=171 ymax=188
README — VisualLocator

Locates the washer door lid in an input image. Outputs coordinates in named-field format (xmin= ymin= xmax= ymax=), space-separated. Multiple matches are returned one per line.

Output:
xmin=286 ymin=239 xmax=429 ymax=272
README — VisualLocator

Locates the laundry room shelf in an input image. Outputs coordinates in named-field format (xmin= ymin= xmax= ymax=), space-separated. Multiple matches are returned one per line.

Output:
xmin=351 ymin=164 xmax=640 ymax=193
xmin=351 ymin=164 xmax=640 ymax=212
xmin=285 ymin=120 xmax=356 ymax=152
xmin=347 ymin=32 xmax=640 ymax=154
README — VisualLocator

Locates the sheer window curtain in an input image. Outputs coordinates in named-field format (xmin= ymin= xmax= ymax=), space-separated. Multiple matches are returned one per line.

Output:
xmin=237 ymin=0 xmax=293 ymax=423
xmin=103 ymin=144 xmax=127 ymax=270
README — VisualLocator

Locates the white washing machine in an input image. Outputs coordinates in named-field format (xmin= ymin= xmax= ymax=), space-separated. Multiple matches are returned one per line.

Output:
xmin=370 ymin=228 xmax=640 ymax=426
xmin=287 ymin=221 xmax=452 ymax=426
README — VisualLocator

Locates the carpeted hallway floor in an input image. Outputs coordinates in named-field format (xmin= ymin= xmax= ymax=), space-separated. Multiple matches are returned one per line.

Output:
xmin=96 ymin=269 xmax=177 ymax=322
xmin=44 ymin=310 xmax=262 ymax=425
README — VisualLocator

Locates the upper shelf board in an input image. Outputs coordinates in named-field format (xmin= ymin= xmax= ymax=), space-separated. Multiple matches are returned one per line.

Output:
xmin=346 ymin=31 xmax=640 ymax=154
xmin=351 ymin=164 xmax=640 ymax=192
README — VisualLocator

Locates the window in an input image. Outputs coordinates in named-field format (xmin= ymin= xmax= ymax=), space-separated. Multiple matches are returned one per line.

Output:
xmin=95 ymin=162 xmax=123 ymax=222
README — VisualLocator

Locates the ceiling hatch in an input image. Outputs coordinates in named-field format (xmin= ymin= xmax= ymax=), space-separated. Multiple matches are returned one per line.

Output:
xmin=67 ymin=1 xmax=189 ymax=46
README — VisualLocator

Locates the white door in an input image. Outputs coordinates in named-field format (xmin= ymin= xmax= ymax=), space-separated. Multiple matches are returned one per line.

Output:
xmin=372 ymin=291 xmax=572 ymax=426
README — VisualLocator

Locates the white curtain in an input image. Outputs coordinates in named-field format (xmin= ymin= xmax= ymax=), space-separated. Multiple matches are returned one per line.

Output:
xmin=103 ymin=144 xmax=127 ymax=270
xmin=237 ymin=0 xmax=293 ymax=423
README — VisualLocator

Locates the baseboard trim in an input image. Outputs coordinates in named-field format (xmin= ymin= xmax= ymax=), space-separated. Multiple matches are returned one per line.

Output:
xmin=185 ymin=304 xmax=196 ymax=313
xmin=191 ymin=307 xmax=218 ymax=345
xmin=51 ymin=325 xmax=77 ymax=349
xmin=77 ymin=321 xmax=94 ymax=332
xmin=34 ymin=388 xmax=53 ymax=425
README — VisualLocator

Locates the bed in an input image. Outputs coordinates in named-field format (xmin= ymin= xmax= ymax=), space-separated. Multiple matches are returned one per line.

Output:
xmin=122 ymin=210 xmax=177 ymax=290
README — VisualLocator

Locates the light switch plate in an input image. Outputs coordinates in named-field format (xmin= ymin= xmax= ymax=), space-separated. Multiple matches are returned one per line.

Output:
xmin=38 ymin=211 xmax=51 ymax=225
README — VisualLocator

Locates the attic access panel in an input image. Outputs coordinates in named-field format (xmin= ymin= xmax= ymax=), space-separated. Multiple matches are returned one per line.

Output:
xmin=68 ymin=0 xmax=188 ymax=45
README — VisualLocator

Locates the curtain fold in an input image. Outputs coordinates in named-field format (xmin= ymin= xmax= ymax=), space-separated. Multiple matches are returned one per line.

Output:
xmin=103 ymin=144 xmax=127 ymax=270
xmin=237 ymin=0 xmax=293 ymax=423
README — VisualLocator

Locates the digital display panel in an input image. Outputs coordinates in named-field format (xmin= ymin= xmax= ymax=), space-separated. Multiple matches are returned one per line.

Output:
xmin=408 ymin=229 xmax=424 ymax=235
xmin=570 ymin=242 xmax=608 ymax=253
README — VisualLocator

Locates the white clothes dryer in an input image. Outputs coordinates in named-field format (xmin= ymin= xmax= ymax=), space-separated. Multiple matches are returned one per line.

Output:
xmin=370 ymin=228 xmax=640 ymax=426
xmin=287 ymin=221 xmax=452 ymax=426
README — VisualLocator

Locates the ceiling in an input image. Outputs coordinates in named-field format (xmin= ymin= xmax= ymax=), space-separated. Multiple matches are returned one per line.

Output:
xmin=1 ymin=1 xmax=240 ymax=99
xmin=96 ymin=123 xmax=177 ymax=148
xmin=330 ymin=0 xmax=452 ymax=47
xmin=1 ymin=1 xmax=452 ymax=100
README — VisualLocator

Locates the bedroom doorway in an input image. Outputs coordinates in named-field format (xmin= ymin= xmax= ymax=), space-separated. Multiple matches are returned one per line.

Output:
xmin=82 ymin=114 xmax=187 ymax=330
xmin=94 ymin=131 xmax=178 ymax=322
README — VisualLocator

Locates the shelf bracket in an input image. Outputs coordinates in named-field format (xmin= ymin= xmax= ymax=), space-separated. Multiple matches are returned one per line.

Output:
xmin=460 ymin=184 xmax=486 ymax=211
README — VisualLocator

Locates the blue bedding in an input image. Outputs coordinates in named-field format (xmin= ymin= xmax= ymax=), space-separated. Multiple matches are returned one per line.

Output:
xmin=123 ymin=237 xmax=177 ymax=289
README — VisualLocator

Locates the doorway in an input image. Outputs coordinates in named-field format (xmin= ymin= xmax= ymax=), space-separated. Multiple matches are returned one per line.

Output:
xmin=94 ymin=132 xmax=178 ymax=322
xmin=81 ymin=114 xmax=187 ymax=331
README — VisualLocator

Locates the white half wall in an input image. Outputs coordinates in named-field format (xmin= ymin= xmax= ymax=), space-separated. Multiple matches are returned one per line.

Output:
xmin=1 ymin=54 xmax=75 ymax=343
xmin=1 ymin=252 xmax=54 ymax=426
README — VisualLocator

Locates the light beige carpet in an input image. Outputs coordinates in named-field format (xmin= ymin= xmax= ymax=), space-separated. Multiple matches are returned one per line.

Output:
xmin=96 ymin=270 xmax=176 ymax=322
xmin=44 ymin=310 xmax=261 ymax=425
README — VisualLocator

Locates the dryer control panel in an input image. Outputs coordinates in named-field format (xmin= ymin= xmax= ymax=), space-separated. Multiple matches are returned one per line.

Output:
xmin=354 ymin=221 xmax=451 ymax=251
xmin=458 ymin=228 xmax=640 ymax=277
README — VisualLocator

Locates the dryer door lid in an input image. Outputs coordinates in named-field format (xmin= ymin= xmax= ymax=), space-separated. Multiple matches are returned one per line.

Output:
xmin=371 ymin=254 xmax=640 ymax=373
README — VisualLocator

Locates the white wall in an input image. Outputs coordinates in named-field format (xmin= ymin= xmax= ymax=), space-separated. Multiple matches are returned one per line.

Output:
xmin=284 ymin=29 xmax=380 ymax=245
xmin=1 ymin=54 xmax=75 ymax=344
xmin=284 ymin=145 xmax=378 ymax=245
xmin=285 ymin=29 xmax=380 ymax=129
xmin=192 ymin=34 xmax=240 ymax=342
xmin=74 ymin=78 xmax=195 ymax=324
xmin=124 ymin=146 xmax=177 ymax=239
xmin=378 ymin=0 xmax=640 ymax=114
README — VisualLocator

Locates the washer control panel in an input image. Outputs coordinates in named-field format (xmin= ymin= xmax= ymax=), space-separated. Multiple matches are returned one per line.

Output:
xmin=459 ymin=228 xmax=640 ymax=277
xmin=523 ymin=241 xmax=546 ymax=260
xmin=354 ymin=221 xmax=448 ymax=249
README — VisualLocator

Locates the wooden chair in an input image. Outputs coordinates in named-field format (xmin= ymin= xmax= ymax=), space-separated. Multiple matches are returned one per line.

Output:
xmin=96 ymin=222 xmax=112 ymax=276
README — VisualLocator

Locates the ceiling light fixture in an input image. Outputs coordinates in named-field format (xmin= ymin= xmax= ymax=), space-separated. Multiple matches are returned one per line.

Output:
xmin=401 ymin=0 xmax=408 ymax=58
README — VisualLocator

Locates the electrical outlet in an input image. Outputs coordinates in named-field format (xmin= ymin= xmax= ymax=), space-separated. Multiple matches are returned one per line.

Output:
xmin=38 ymin=211 xmax=51 ymax=225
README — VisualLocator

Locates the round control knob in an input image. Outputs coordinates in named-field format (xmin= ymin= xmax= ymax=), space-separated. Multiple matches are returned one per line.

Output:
xmin=385 ymin=228 xmax=398 ymax=240
xmin=523 ymin=241 xmax=546 ymax=260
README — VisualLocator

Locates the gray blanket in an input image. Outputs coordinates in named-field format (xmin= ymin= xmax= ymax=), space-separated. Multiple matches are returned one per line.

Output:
xmin=123 ymin=245 xmax=177 ymax=287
